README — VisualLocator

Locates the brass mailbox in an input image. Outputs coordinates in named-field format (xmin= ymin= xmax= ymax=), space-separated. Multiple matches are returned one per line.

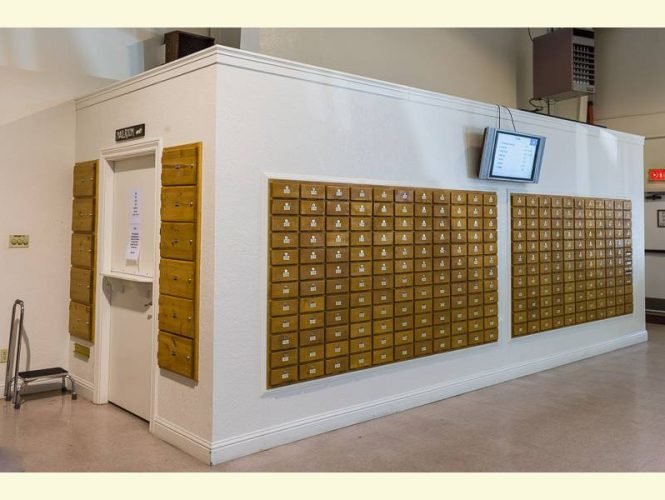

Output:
xmin=68 ymin=160 xmax=98 ymax=342
xmin=511 ymin=193 xmax=633 ymax=338
xmin=268 ymin=180 xmax=499 ymax=388
xmin=157 ymin=143 xmax=202 ymax=382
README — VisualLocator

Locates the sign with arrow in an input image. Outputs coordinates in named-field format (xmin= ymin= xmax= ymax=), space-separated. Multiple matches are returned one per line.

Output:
xmin=115 ymin=124 xmax=145 ymax=142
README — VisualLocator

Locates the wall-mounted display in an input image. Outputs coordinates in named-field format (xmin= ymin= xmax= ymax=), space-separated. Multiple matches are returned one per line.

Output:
xmin=268 ymin=180 xmax=499 ymax=388
xmin=157 ymin=143 xmax=202 ymax=381
xmin=478 ymin=128 xmax=546 ymax=183
xmin=510 ymin=193 xmax=633 ymax=337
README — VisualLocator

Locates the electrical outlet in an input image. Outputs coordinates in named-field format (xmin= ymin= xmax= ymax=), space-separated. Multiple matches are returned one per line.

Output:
xmin=0 ymin=348 xmax=8 ymax=363
xmin=8 ymin=234 xmax=29 ymax=248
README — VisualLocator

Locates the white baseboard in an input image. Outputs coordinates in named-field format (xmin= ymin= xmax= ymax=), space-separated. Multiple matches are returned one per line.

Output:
xmin=209 ymin=330 xmax=648 ymax=465
xmin=2 ymin=331 xmax=649 ymax=466
xmin=152 ymin=416 xmax=213 ymax=464
xmin=69 ymin=375 xmax=94 ymax=401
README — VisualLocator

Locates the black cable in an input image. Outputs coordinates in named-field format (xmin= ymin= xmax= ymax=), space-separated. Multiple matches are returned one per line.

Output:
xmin=529 ymin=98 xmax=545 ymax=112
xmin=505 ymin=106 xmax=517 ymax=132
xmin=495 ymin=104 xmax=517 ymax=132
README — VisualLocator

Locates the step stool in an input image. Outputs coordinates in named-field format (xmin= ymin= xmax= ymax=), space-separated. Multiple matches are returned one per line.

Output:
xmin=4 ymin=299 xmax=77 ymax=409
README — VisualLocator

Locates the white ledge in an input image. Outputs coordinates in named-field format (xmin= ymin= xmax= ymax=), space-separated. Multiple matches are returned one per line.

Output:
xmin=100 ymin=271 xmax=153 ymax=283
xmin=75 ymin=45 xmax=644 ymax=146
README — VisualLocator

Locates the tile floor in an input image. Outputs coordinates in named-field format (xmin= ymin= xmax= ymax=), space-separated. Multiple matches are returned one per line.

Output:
xmin=1 ymin=324 xmax=663 ymax=472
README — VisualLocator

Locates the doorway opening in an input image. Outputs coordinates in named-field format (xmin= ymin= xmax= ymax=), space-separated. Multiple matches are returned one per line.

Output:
xmin=93 ymin=139 xmax=162 ymax=427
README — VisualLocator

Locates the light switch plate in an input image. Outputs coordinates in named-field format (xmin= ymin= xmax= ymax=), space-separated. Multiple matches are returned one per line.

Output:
xmin=0 ymin=348 xmax=8 ymax=363
xmin=8 ymin=234 xmax=29 ymax=248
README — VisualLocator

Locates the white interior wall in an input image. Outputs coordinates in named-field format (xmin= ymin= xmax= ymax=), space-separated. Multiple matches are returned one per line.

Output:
xmin=0 ymin=28 xmax=210 ymax=81
xmin=0 ymin=28 xmax=211 ymax=127
xmin=594 ymin=29 xmax=665 ymax=122
xmin=211 ymin=47 xmax=645 ymax=463
xmin=644 ymin=197 xmax=665 ymax=302
xmin=0 ymin=67 xmax=112 ymax=129
xmin=0 ymin=102 xmax=75 ymax=387
xmin=642 ymin=133 xmax=665 ymax=303
xmin=240 ymin=27 xmax=590 ymax=123
xmin=593 ymin=28 xmax=665 ymax=174
xmin=241 ymin=28 xmax=522 ymax=107
xmin=593 ymin=29 xmax=665 ymax=303
xmin=0 ymin=30 xmax=653 ymax=462
xmin=73 ymin=58 xmax=217 ymax=446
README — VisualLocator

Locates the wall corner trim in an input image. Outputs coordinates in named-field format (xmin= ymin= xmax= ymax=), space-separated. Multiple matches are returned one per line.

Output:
xmin=69 ymin=375 xmax=94 ymax=401
xmin=152 ymin=416 xmax=213 ymax=465
xmin=209 ymin=329 xmax=648 ymax=465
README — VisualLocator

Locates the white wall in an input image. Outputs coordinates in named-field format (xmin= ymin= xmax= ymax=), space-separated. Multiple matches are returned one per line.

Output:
xmin=0 ymin=102 xmax=75 ymax=384
xmin=594 ymin=29 xmax=665 ymax=122
xmin=0 ymin=27 xmax=210 ymax=394
xmin=593 ymin=29 xmax=665 ymax=158
xmin=592 ymin=29 xmax=665 ymax=304
xmin=241 ymin=28 xmax=522 ymax=107
xmin=66 ymin=45 xmax=646 ymax=464
xmin=240 ymin=28 xmax=590 ymax=123
xmin=577 ymin=29 xmax=665 ymax=135
xmin=211 ymin=47 xmax=645 ymax=462
xmin=74 ymin=54 xmax=218 ymax=447
xmin=0 ymin=28 xmax=211 ymax=81
xmin=0 ymin=28 xmax=211 ymax=127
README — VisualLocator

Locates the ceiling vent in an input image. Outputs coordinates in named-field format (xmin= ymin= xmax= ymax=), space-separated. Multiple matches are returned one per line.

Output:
xmin=533 ymin=28 xmax=595 ymax=101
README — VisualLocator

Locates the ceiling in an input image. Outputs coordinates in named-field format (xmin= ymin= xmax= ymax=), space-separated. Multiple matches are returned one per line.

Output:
xmin=0 ymin=66 xmax=114 ymax=127
xmin=0 ymin=28 xmax=203 ymax=129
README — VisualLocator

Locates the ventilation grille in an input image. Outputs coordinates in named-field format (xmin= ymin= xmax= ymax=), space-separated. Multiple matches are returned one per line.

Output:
xmin=573 ymin=43 xmax=595 ymax=86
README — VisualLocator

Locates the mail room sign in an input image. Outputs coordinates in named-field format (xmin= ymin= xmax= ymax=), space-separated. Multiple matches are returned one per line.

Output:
xmin=115 ymin=124 xmax=146 ymax=142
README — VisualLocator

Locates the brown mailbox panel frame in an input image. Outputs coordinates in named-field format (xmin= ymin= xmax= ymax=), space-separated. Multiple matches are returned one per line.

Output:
xmin=68 ymin=160 xmax=98 ymax=342
xmin=268 ymin=180 xmax=499 ymax=388
xmin=157 ymin=143 xmax=202 ymax=382
xmin=510 ymin=193 xmax=633 ymax=338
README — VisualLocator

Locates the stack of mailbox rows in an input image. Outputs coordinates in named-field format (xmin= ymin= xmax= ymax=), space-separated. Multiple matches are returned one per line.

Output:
xmin=511 ymin=194 xmax=633 ymax=337
xmin=69 ymin=161 xmax=99 ymax=342
xmin=268 ymin=180 xmax=500 ymax=388
xmin=157 ymin=143 xmax=202 ymax=381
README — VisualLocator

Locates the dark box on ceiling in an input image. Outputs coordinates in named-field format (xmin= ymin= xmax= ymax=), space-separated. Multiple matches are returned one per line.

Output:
xmin=164 ymin=30 xmax=215 ymax=63
xmin=533 ymin=28 xmax=595 ymax=101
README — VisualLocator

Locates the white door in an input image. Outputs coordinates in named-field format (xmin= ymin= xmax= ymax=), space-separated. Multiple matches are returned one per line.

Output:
xmin=108 ymin=280 xmax=153 ymax=420
xmin=105 ymin=153 xmax=156 ymax=420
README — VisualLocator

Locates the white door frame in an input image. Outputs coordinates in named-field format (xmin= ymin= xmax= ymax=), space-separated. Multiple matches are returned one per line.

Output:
xmin=93 ymin=137 xmax=162 ymax=431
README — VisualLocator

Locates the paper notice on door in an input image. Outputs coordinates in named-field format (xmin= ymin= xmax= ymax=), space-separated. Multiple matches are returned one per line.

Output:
xmin=129 ymin=188 xmax=142 ymax=224
xmin=126 ymin=224 xmax=142 ymax=262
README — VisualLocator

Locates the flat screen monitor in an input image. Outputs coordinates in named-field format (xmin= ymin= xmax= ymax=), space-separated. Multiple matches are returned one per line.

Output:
xmin=478 ymin=127 xmax=546 ymax=183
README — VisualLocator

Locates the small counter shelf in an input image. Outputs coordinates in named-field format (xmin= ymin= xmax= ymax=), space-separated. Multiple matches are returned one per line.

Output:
xmin=100 ymin=271 xmax=153 ymax=283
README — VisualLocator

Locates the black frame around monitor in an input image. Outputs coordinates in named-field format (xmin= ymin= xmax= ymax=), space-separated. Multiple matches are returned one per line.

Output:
xmin=478 ymin=127 xmax=546 ymax=183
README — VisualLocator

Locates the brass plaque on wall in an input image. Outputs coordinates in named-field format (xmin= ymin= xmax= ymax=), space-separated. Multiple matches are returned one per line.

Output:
xmin=268 ymin=180 xmax=499 ymax=388
xmin=73 ymin=343 xmax=91 ymax=358
xmin=510 ymin=194 xmax=633 ymax=337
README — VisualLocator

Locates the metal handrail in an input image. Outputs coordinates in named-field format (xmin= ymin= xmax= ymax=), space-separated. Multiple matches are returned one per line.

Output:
xmin=4 ymin=299 xmax=24 ymax=401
